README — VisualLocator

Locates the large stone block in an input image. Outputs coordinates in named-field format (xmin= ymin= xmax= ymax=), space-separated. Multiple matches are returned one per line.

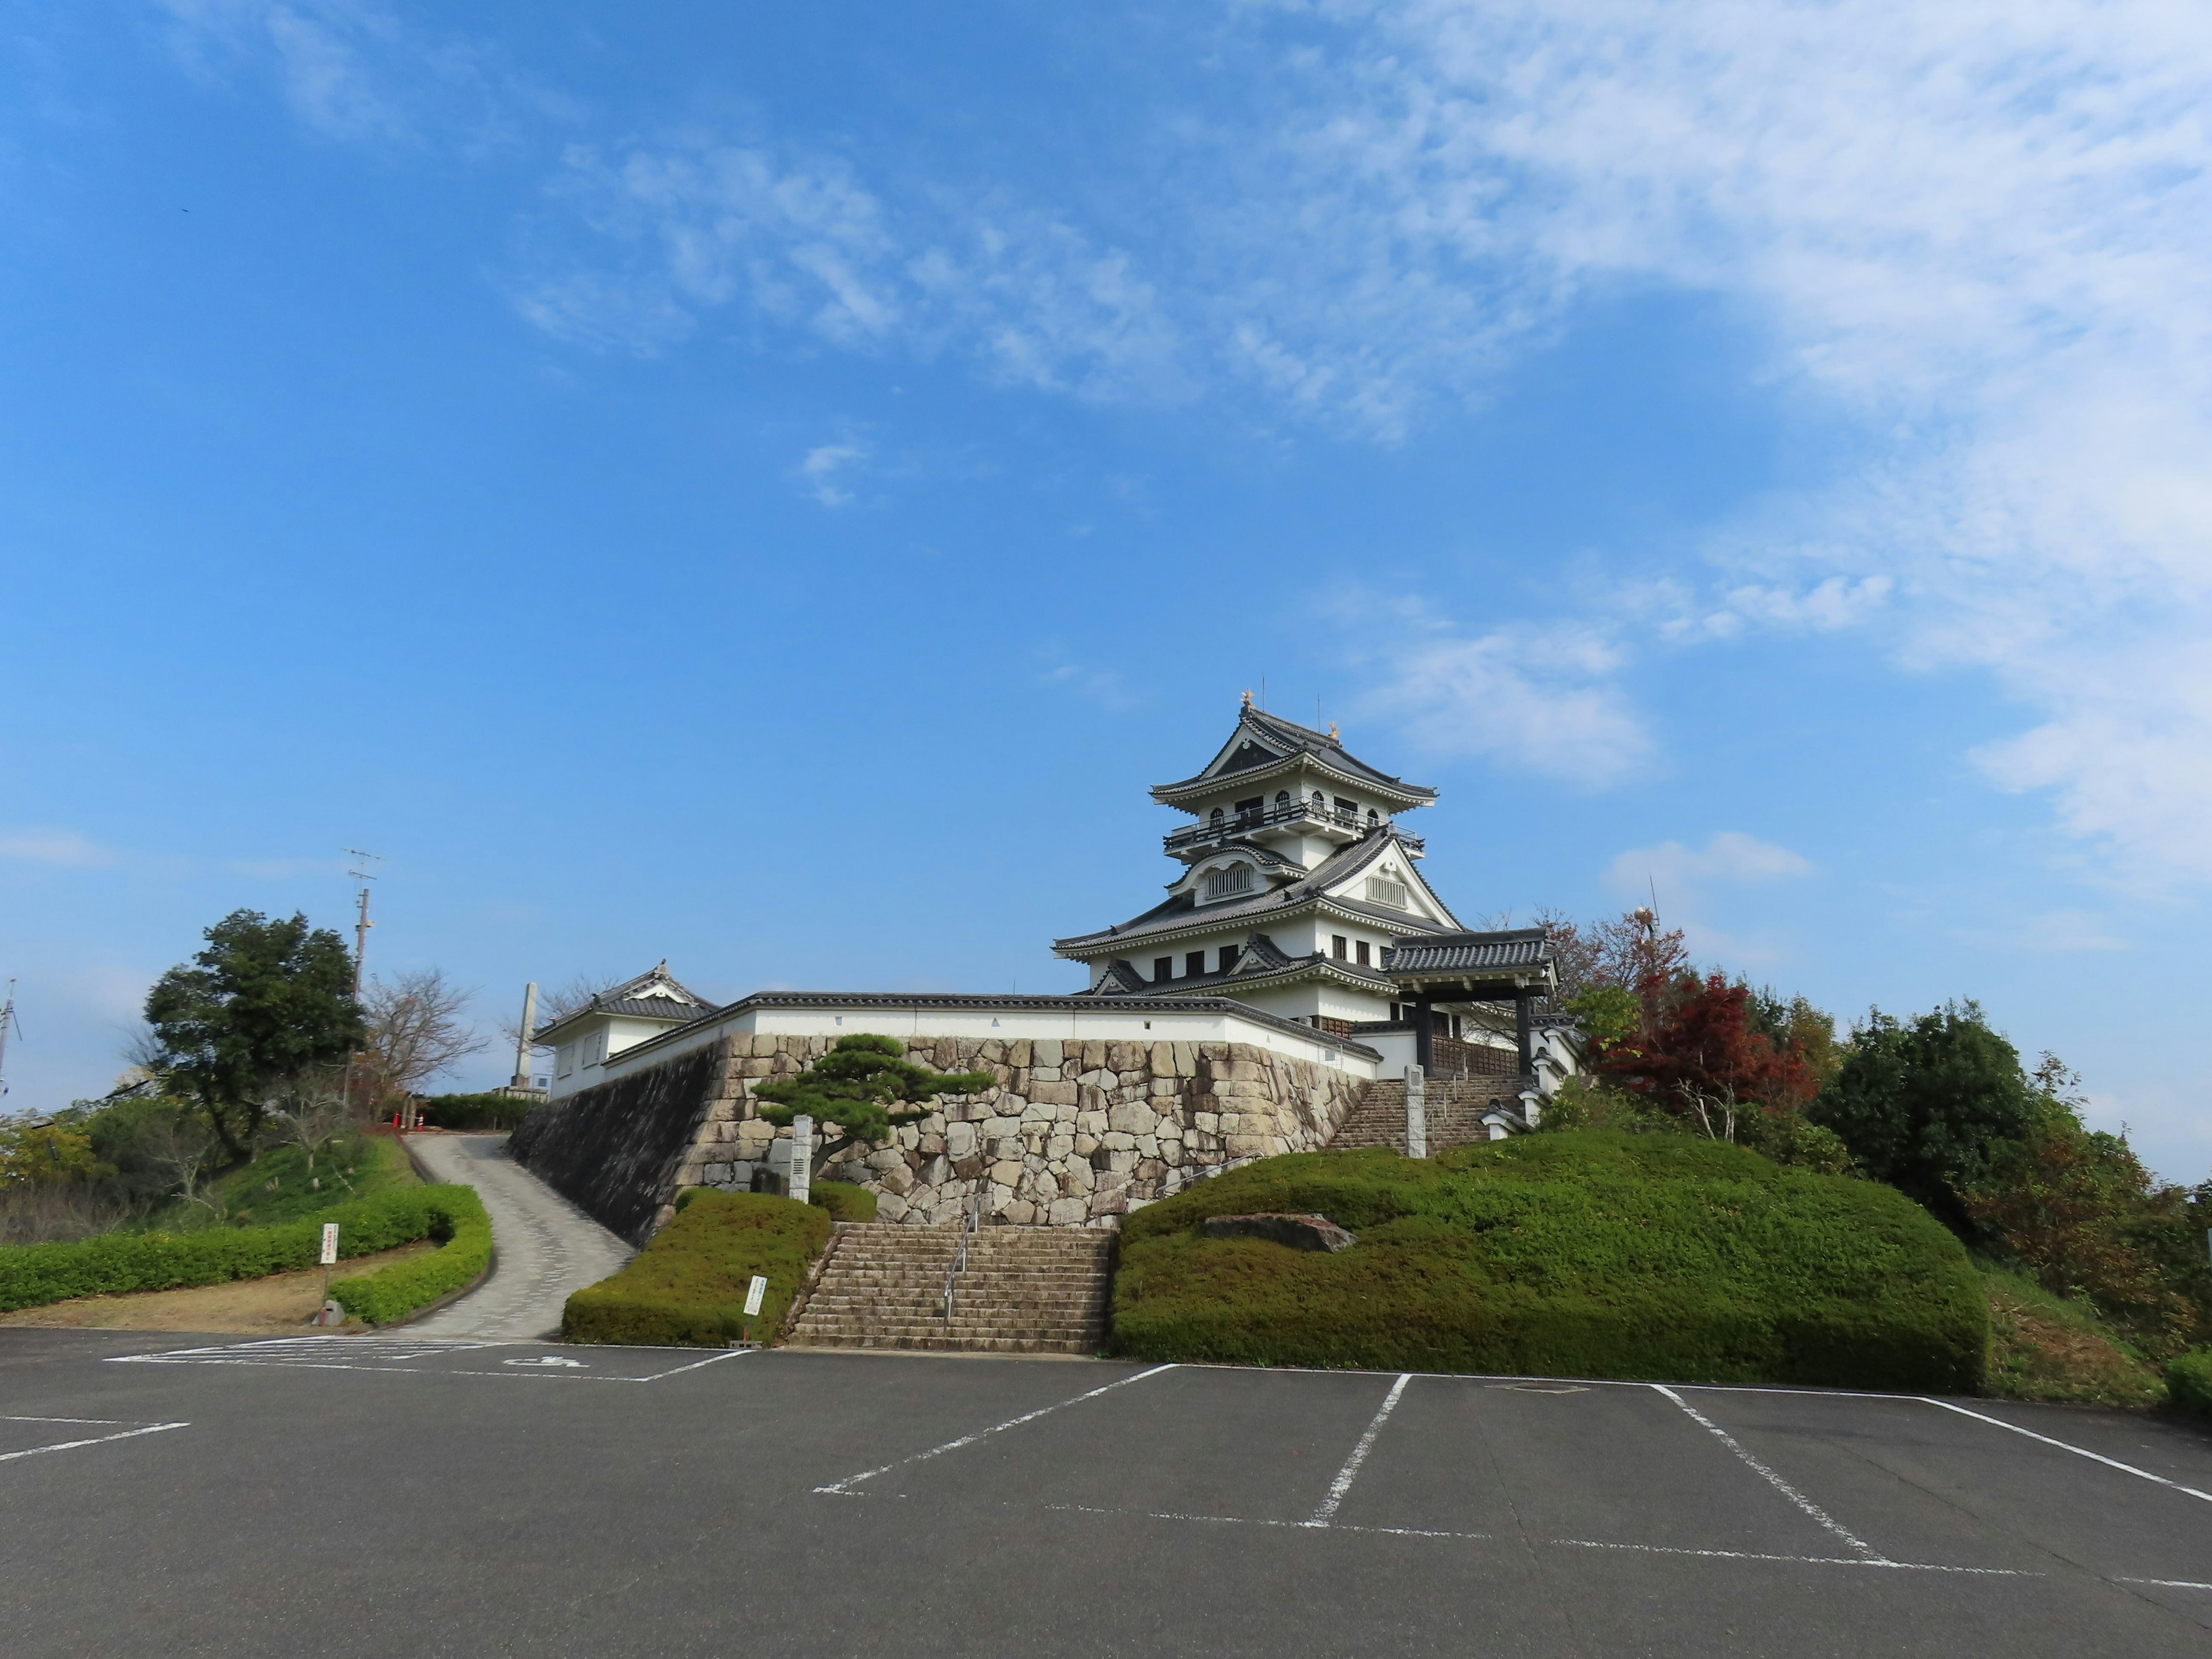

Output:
xmin=1105 ymin=1102 xmax=1153 ymax=1134
xmin=1032 ymin=1039 xmax=1063 ymax=1067
xmin=1009 ymin=1039 xmax=1033 ymax=1067
xmin=989 ymin=1158 xmax=1025 ymax=1187
xmin=1029 ymin=1080 xmax=1079 ymax=1106
xmin=945 ymin=1121 xmax=977 ymax=1158
xmin=1048 ymin=1197 xmax=1089 ymax=1227
xmin=1079 ymin=1040 xmax=1107 ymax=1071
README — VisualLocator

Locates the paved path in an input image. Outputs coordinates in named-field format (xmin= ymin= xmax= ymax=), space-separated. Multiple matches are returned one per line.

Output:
xmin=401 ymin=1134 xmax=633 ymax=1340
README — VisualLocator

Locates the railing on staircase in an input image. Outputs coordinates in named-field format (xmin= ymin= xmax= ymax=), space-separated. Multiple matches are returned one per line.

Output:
xmin=940 ymin=1192 xmax=983 ymax=1328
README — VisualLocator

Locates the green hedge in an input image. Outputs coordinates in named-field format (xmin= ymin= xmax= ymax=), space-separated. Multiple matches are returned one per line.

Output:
xmin=564 ymin=1191 xmax=831 ymax=1347
xmin=2168 ymin=1351 xmax=2212 ymax=1417
xmin=808 ymin=1181 xmax=877 ymax=1222
xmin=1112 ymin=1133 xmax=1988 ymax=1393
xmin=328 ymin=1186 xmax=492 ymax=1325
xmin=0 ymin=1184 xmax=478 ymax=1314
xmin=415 ymin=1092 xmax=539 ymax=1131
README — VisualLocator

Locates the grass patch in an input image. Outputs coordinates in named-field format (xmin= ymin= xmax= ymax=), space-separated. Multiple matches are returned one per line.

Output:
xmin=203 ymin=1134 xmax=417 ymax=1228
xmin=0 ymin=1181 xmax=477 ymax=1315
xmin=563 ymin=1191 xmax=831 ymax=1347
xmin=808 ymin=1181 xmax=877 ymax=1222
xmin=2167 ymin=1351 xmax=2212 ymax=1418
xmin=328 ymin=1186 xmax=491 ymax=1325
xmin=1980 ymin=1263 xmax=2164 ymax=1407
xmin=1112 ymin=1133 xmax=1986 ymax=1392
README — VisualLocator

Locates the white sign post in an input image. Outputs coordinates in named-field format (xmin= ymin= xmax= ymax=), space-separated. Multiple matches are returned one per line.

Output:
xmin=317 ymin=1224 xmax=340 ymax=1327
xmin=741 ymin=1273 xmax=769 ymax=1346
xmin=788 ymin=1113 xmax=813 ymax=1206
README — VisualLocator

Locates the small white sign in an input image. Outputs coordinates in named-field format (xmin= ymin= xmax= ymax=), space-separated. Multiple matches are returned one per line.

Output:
xmin=743 ymin=1274 xmax=768 ymax=1317
xmin=319 ymin=1223 xmax=339 ymax=1266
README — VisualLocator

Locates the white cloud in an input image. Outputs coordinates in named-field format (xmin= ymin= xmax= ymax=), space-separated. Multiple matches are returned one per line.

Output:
xmin=1361 ymin=624 xmax=1650 ymax=785
xmin=0 ymin=828 xmax=115 ymax=868
xmin=1219 ymin=1 xmax=2212 ymax=876
xmin=521 ymin=141 xmax=1184 ymax=397
xmin=799 ymin=442 xmax=865 ymax=508
xmin=1608 ymin=832 xmax=1813 ymax=898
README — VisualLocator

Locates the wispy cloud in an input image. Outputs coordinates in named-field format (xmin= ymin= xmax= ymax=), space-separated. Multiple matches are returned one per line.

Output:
xmin=1039 ymin=660 xmax=1137 ymax=713
xmin=517 ymin=138 xmax=1184 ymax=398
xmin=0 ymin=828 xmax=116 ymax=869
xmin=1359 ymin=622 xmax=1651 ymax=786
xmin=799 ymin=441 xmax=866 ymax=508
xmin=1605 ymin=831 xmax=1813 ymax=963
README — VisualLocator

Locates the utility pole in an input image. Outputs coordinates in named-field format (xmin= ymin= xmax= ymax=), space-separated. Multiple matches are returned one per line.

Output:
xmin=341 ymin=851 xmax=381 ymax=1120
xmin=344 ymin=850 xmax=381 ymax=995
xmin=0 ymin=981 xmax=18 ymax=1103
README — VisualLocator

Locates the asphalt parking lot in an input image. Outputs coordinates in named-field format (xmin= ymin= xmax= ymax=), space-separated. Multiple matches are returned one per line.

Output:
xmin=2 ymin=1329 xmax=2208 ymax=1658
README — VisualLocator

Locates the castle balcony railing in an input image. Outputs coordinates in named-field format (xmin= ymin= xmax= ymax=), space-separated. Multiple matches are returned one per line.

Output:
xmin=1164 ymin=799 xmax=1423 ymax=857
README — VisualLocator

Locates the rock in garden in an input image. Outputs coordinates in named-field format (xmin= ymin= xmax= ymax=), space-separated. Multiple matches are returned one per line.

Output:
xmin=1200 ymin=1212 xmax=1356 ymax=1252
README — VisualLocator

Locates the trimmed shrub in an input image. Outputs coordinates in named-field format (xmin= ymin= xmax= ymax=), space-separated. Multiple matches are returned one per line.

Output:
xmin=328 ymin=1187 xmax=492 ymax=1325
xmin=414 ymin=1092 xmax=538 ymax=1132
xmin=1113 ymin=1132 xmax=1987 ymax=1393
xmin=808 ymin=1182 xmax=877 ymax=1222
xmin=0 ymin=1183 xmax=478 ymax=1313
xmin=563 ymin=1191 xmax=831 ymax=1347
xmin=2168 ymin=1351 xmax=2212 ymax=1418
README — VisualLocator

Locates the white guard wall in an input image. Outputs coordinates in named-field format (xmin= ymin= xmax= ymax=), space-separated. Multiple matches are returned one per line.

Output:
xmin=593 ymin=993 xmax=1384 ymax=1093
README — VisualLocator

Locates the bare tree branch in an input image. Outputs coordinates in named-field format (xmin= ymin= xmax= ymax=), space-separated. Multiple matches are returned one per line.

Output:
xmin=358 ymin=969 xmax=486 ymax=1103
xmin=495 ymin=972 xmax=622 ymax=1053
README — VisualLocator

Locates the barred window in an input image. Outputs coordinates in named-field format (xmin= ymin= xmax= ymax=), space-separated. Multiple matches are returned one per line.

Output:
xmin=1203 ymin=863 xmax=1254 ymax=901
xmin=1366 ymin=876 xmax=1409 ymax=909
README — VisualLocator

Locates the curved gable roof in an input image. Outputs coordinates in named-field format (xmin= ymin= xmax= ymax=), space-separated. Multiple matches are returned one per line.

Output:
xmin=1150 ymin=707 xmax=1437 ymax=810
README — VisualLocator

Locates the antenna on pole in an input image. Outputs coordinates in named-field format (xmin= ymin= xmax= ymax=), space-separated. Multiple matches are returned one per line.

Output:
xmin=343 ymin=850 xmax=382 ymax=997
xmin=0 ymin=980 xmax=20 ymax=1103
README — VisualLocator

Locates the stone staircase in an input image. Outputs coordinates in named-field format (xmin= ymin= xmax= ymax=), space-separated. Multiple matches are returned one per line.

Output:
xmin=783 ymin=1223 xmax=1113 ymax=1355
xmin=1330 ymin=1077 xmax=1528 ymax=1156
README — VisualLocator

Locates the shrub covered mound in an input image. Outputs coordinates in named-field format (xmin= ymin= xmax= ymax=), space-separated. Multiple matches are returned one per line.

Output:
xmin=563 ymin=1191 xmax=831 ymax=1347
xmin=1112 ymin=1133 xmax=1987 ymax=1392
xmin=0 ymin=1183 xmax=482 ymax=1316
xmin=808 ymin=1181 xmax=877 ymax=1222
xmin=328 ymin=1186 xmax=491 ymax=1325
xmin=2169 ymin=1352 xmax=2212 ymax=1418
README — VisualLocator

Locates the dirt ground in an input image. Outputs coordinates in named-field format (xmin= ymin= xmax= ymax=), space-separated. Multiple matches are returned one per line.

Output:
xmin=0 ymin=1241 xmax=437 ymax=1334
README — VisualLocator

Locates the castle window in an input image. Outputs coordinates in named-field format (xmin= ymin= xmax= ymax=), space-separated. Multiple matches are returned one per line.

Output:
xmin=1333 ymin=796 xmax=1357 ymax=824
xmin=1219 ymin=944 xmax=1241 ymax=973
xmin=1366 ymin=875 xmax=1410 ymax=909
xmin=1355 ymin=940 xmax=1372 ymax=967
xmin=1153 ymin=957 xmax=1174 ymax=983
xmin=1367 ymin=807 xmax=1380 ymax=827
xmin=1331 ymin=934 xmax=1347 ymax=960
xmin=1203 ymin=863 xmax=1254 ymax=901
xmin=1209 ymin=807 xmax=1225 ymax=831
xmin=1274 ymin=790 xmax=1290 ymax=812
xmin=556 ymin=1043 xmax=575 ymax=1079
xmin=1186 ymin=950 xmax=1205 ymax=977
xmin=1234 ymin=796 xmax=1263 ymax=826
xmin=1311 ymin=791 xmax=1325 ymax=812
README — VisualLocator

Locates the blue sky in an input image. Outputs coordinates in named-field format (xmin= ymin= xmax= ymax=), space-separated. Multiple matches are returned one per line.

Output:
xmin=3 ymin=2 xmax=2207 ymax=1179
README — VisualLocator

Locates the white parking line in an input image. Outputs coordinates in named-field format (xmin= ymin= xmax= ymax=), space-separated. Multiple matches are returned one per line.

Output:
xmin=1306 ymin=1373 xmax=1411 ymax=1528
xmin=2119 ymin=1577 xmax=2212 ymax=1590
xmin=104 ymin=1337 xmax=751 ymax=1384
xmin=1041 ymin=1502 xmax=2037 ymax=1574
xmin=813 ymin=1364 xmax=1177 ymax=1495
xmin=1652 ymin=1384 xmax=1883 ymax=1560
xmin=1921 ymin=1399 xmax=2212 ymax=1505
xmin=0 ymin=1422 xmax=188 ymax=1463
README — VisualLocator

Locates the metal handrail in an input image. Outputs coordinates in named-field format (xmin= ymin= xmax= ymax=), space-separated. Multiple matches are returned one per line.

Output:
xmin=940 ymin=1192 xmax=982 ymax=1327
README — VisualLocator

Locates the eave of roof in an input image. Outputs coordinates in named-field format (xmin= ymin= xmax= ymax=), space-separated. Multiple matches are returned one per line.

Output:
xmin=1054 ymin=828 xmax=1454 ymax=956
xmin=1149 ymin=709 xmax=1437 ymax=809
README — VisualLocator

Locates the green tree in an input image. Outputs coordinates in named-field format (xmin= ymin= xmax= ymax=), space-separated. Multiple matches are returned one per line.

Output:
xmin=754 ymin=1035 xmax=995 ymax=1177
xmin=1808 ymin=1001 xmax=2034 ymax=1236
xmin=142 ymin=910 xmax=363 ymax=1165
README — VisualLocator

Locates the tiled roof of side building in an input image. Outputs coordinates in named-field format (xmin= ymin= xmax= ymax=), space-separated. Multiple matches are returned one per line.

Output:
xmin=1150 ymin=707 xmax=1437 ymax=804
xmin=1382 ymin=927 xmax=1552 ymax=975
xmin=1053 ymin=828 xmax=1449 ymax=955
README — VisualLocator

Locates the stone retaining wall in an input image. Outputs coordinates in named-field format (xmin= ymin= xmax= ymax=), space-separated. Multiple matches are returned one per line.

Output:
xmin=671 ymin=1032 xmax=1366 ymax=1231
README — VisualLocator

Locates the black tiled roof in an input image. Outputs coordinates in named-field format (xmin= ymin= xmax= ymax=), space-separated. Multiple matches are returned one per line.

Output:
xmin=1053 ymin=828 xmax=1453 ymax=955
xmin=1152 ymin=707 xmax=1437 ymax=805
xmin=1383 ymin=928 xmax=1552 ymax=977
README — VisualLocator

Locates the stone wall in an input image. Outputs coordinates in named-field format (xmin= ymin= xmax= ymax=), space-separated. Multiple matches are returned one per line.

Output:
xmin=508 ymin=1041 xmax=722 ymax=1244
xmin=672 ymin=1032 xmax=1368 ymax=1231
